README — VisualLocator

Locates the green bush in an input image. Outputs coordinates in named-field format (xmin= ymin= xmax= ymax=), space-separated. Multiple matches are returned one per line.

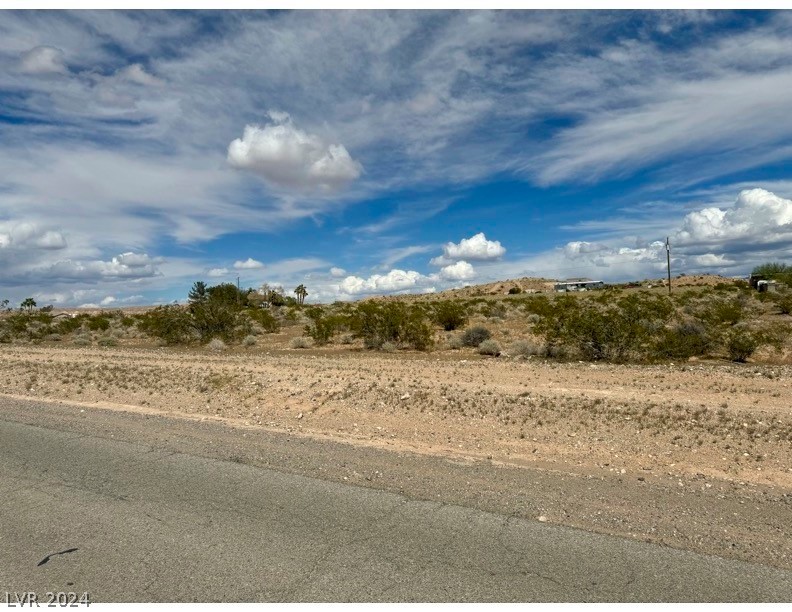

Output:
xmin=191 ymin=300 xmax=249 ymax=342
xmin=304 ymin=316 xmax=338 ymax=345
xmin=461 ymin=326 xmax=491 ymax=347
xmin=772 ymin=292 xmax=792 ymax=315
xmin=727 ymin=327 xmax=759 ymax=362
xmin=245 ymin=308 xmax=280 ymax=333
xmin=137 ymin=306 xmax=195 ymax=345
xmin=432 ymin=300 xmax=468 ymax=331
xmin=508 ymin=286 xmax=522 ymax=295
xmin=349 ymin=302 xmax=433 ymax=351
xmin=87 ymin=315 xmax=111 ymax=331
xmin=302 ymin=306 xmax=346 ymax=345
xmin=700 ymin=297 xmax=744 ymax=326
xmin=55 ymin=315 xmax=88 ymax=335
xmin=653 ymin=320 xmax=712 ymax=359
xmin=535 ymin=293 xmax=674 ymax=362
xmin=516 ymin=295 xmax=555 ymax=317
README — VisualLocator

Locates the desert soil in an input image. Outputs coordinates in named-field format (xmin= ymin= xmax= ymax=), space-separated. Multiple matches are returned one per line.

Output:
xmin=2 ymin=343 xmax=791 ymax=570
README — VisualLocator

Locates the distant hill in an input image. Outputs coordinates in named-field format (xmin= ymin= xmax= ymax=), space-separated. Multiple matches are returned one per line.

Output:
xmin=369 ymin=273 xmax=742 ymax=303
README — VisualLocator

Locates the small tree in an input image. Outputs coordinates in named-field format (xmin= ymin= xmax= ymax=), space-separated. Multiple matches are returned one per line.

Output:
xmin=294 ymin=284 xmax=308 ymax=305
xmin=188 ymin=281 xmax=208 ymax=306
xmin=20 ymin=298 xmax=36 ymax=312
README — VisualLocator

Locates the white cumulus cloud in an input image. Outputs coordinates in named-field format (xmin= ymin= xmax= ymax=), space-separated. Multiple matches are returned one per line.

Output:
xmin=339 ymin=269 xmax=429 ymax=295
xmin=439 ymin=260 xmax=476 ymax=281
xmin=233 ymin=258 xmax=264 ymax=270
xmin=675 ymin=188 xmax=792 ymax=247
xmin=329 ymin=266 xmax=346 ymax=278
xmin=431 ymin=232 xmax=505 ymax=266
xmin=207 ymin=267 xmax=229 ymax=277
xmin=18 ymin=46 xmax=68 ymax=75
xmin=227 ymin=112 xmax=362 ymax=193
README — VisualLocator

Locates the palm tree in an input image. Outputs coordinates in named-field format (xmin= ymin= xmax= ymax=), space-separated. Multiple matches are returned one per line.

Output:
xmin=20 ymin=297 xmax=37 ymax=312
xmin=294 ymin=284 xmax=308 ymax=305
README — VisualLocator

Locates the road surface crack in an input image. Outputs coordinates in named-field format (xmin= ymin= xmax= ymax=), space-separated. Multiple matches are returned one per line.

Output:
xmin=37 ymin=547 xmax=78 ymax=567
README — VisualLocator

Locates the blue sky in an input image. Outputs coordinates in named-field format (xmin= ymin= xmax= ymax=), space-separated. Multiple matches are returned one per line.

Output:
xmin=2 ymin=9 xmax=792 ymax=306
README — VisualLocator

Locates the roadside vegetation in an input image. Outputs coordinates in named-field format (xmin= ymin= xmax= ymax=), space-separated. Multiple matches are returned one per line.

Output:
xmin=2 ymin=265 xmax=791 ymax=363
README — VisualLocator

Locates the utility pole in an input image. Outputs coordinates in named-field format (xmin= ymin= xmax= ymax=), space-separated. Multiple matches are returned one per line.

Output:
xmin=666 ymin=237 xmax=672 ymax=296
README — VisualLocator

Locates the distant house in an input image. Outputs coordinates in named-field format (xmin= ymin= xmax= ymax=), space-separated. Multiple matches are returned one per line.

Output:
xmin=554 ymin=278 xmax=605 ymax=292
xmin=756 ymin=280 xmax=780 ymax=293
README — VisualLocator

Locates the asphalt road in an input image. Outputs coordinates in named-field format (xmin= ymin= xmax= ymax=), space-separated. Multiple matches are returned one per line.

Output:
xmin=1 ymin=402 xmax=791 ymax=602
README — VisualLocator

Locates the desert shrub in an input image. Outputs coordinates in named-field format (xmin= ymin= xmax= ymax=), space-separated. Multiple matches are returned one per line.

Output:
xmin=242 ymin=334 xmax=257 ymax=347
xmin=511 ymin=339 xmax=544 ymax=358
xmin=73 ymin=336 xmax=91 ymax=346
xmin=290 ymin=336 xmax=312 ymax=349
xmin=44 ymin=333 xmax=62 ymax=342
xmin=2 ymin=313 xmax=32 ymax=337
xmin=771 ymin=292 xmax=792 ymax=315
xmin=380 ymin=341 xmax=397 ymax=353
xmin=137 ymin=306 xmax=195 ymax=345
xmin=508 ymin=286 xmax=522 ymax=294
xmin=55 ymin=315 xmax=88 ymax=334
xmin=339 ymin=333 xmax=355 ymax=345
xmin=700 ymin=297 xmax=744 ymax=326
xmin=432 ymin=300 xmax=468 ymax=331
xmin=0 ymin=333 xmax=11 ymax=343
xmin=726 ymin=327 xmax=759 ymax=362
xmin=245 ymin=308 xmax=280 ymax=333
xmin=87 ymin=315 xmax=111 ymax=331
xmin=205 ymin=283 xmax=249 ymax=309
xmin=120 ymin=316 xmax=136 ymax=328
xmin=207 ymin=338 xmax=227 ymax=352
xmin=278 ymin=307 xmax=300 ymax=323
xmin=462 ymin=326 xmax=491 ymax=347
xmin=97 ymin=336 xmax=118 ymax=347
xmin=191 ymin=300 xmax=249 ymax=342
xmin=480 ymin=302 xmax=507 ymax=320
xmin=446 ymin=334 xmax=464 ymax=350
xmin=517 ymin=295 xmax=554 ymax=317
xmin=478 ymin=339 xmax=501 ymax=356
xmin=653 ymin=320 xmax=712 ymax=359
xmin=303 ymin=307 xmax=344 ymax=345
xmin=526 ymin=313 xmax=541 ymax=325
xmin=536 ymin=293 xmax=674 ymax=362
xmin=349 ymin=302 xmax=433 ymax=351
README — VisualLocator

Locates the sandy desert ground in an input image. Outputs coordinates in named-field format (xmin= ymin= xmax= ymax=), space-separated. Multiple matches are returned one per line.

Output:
xmin=2 ymin=341 xmax=791 ymax=570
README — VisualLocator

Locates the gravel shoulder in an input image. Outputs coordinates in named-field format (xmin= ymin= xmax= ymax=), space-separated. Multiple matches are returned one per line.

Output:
xmin=1 ymin=344 xmax=791 ymax=570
